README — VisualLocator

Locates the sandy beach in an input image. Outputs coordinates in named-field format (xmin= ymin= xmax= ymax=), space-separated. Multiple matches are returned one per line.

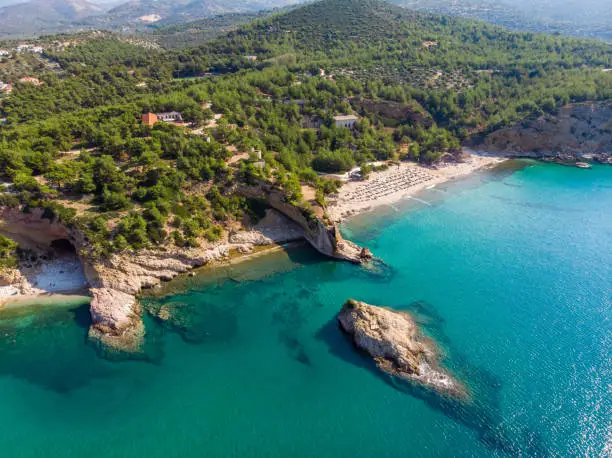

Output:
xmin=327 ymin=154 xmax=504 ymax=222
xmin=0 ymin=257 xmax=88 ymax=308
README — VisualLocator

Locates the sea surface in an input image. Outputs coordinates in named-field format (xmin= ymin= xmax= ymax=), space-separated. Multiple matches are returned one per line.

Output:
xmin=0 ymin=161 xmax=610 ymax=457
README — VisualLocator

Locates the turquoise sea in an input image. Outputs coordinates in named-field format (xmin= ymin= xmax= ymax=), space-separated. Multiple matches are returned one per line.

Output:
xmin=0 ymin=161 xmax=610 ymax=457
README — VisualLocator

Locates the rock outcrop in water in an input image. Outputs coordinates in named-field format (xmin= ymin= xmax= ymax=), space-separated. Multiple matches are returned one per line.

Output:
xmin=87 ymin=288 xmax=146 ymax=358
xmin=338 ymin=299 xmax=466 ymax=398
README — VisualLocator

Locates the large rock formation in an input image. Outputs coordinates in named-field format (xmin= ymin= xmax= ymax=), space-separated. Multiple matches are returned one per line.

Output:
xmin=85 ymin=199 xmax=368 ymax=357
xmin=1 ymin=189 xmax=372 ymax=359
xmin=87 ymin=288 xmax=146 ymax=358
xmin=471 ymin=102 xmax=612 ymax=160
xmin=0 ymin=206 xmax=75 ymax=249
xmin=1 ymin=201 xmax=364 ymax=358
xmin=338 ymin=299 xmax=466 ymax=398
xmin=85 ymin=210 xmax=304 ymax=358
xmin=0 ymin=267 xmax=33 ymax=304
xmin=262 ymin=187 xmax=367 ymax=263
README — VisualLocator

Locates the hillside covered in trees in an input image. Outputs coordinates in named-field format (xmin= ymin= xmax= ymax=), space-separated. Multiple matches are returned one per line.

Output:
xmin=0 ymin=0 xmax=610 ymax=261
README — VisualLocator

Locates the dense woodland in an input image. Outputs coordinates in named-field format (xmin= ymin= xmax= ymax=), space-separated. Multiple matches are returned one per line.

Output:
xmin=0 ymin=0 xmax=610 ymax=260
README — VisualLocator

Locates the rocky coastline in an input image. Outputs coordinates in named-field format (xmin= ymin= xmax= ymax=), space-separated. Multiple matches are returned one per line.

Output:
xmin=0 ymin=199 xmax=372 ymax=359
xmin=469 ymin=102 xmax=612 ymax=163
xmin=338 ymin=299 xmax=467 ymax=398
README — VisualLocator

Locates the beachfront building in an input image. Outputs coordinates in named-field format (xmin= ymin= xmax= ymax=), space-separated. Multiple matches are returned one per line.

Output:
xmin=333 ymin=115 xmax=359 ymax=129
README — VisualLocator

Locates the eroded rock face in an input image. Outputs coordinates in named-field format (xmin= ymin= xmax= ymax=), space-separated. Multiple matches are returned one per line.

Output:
xmin=84 ymin=210 xmax=306 ymax=358
xmin=0 ymin=268 xmax=32 ymax=302
xmin=338 ymin=299 xmax=466 ymax=398
xmin=1 ymin=201 xmax=369 ymax=360
xmin=263 ymin=189 xmax=367 ymax=264
xmin=229 ymin=209 xmax=305 ymax=245
xmin=86 ymin=245 xmax=233 ymax=358
xmin=0 ymin=207 xmax=73 ymax=249
xmin=471 ymin=102 xmax=612 ymax=157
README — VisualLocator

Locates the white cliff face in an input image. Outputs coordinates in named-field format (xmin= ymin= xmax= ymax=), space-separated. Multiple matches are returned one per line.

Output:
xmin=0 ymin=268 xmax=33 ymax=302
xmin=229 ymin=208 xmax=305 ymax=246
xmin=262 ymin=188 xmax=370 ymax=264
xmin=338 ymin=299 xmax=467 ymax=398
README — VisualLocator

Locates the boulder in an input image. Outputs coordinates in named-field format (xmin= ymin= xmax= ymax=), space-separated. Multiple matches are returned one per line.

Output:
xmin=338 ymin=299 xmax=466 ymax=398
xmin=88 ymin=288 xmax=146 ymax=360
xmin=360 ymin=248 xmax=374 ymax=260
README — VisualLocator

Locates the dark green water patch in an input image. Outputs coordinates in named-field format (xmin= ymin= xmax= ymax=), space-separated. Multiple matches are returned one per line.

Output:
xmin=0 ymin=302 xmax=119 ymax=393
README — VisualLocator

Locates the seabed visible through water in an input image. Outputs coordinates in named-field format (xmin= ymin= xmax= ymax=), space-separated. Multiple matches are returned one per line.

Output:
xmin=0 ymin=161 xmax=610 ymax=457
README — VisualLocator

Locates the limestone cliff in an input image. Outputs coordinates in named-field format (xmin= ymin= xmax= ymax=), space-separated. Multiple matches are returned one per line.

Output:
xmin=0 ymin=206 xmax=76 ymax=249
xmin=0 ymin=267 xmax=34 ymax=302
xmin=471 ymin=102 xmax=612 ymax=160
xmin=84 ymin=209 xmax=307 ymax=358
xmin=86 ymin=245 xmax=232 ymax=358
xmin=338 ymin=299 xmax=466 ymax=398
xmin=0 ymin=201 xmax=370 ymax=359
xmin=261 ymin=186 xmax=370 ymax=264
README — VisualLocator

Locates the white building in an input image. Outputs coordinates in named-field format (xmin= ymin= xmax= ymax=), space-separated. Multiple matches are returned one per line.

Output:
xmin=156 ymin=111 xmax=183 ymax=123
xmin=16 ymin=44 xmax=43 ymax=53
xmin=333 ymin=115 xmax=359 ymax=129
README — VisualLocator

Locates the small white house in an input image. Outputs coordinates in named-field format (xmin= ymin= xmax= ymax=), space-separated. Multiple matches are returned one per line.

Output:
xmin=333 ymin=115 xmax=359 ymax=129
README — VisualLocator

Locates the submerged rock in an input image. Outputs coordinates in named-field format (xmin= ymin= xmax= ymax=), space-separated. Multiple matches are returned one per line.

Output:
xmin=338 ymin=299 xmax=467 ymax=398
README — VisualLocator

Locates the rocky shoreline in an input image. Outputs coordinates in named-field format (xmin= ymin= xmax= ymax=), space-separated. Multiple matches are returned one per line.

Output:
xmin=338 ymin=299 xmax=467 ymax=398
xmin=0 ymin=199 xmax=372 ymax=359
xmin=469 ymin=102 xmax=612 ymax=160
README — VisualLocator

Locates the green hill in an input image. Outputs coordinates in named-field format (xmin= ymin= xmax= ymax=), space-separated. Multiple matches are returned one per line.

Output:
xmin=0 ymin=0 xmax=610 ymax=259
xmin=213 ymin=0 xmax=610 ymax=67
xmin=391 ymin=0 xmax=612 ymax=42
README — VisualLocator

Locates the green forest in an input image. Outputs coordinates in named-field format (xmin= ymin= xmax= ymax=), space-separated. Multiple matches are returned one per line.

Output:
xmin=0 ymin=0 xmax=610 ymax=259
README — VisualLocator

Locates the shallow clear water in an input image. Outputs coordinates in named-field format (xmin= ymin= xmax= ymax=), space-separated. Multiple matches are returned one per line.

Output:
xmin=0 ymin=162 xmax=610 ymax=457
